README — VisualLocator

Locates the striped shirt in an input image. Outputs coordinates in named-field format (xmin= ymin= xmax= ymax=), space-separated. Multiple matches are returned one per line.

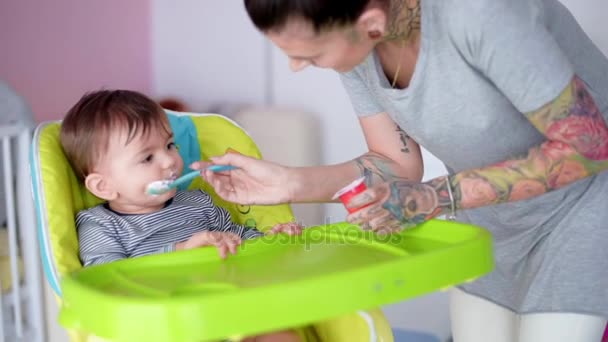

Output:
xmin=76 ymin=190 xmax=263 ymax=267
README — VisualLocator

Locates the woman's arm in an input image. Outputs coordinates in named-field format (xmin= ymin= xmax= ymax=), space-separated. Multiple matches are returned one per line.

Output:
xmin=346 ymin=77 xmax=608 ymax=231
xmin=200 ymin=112 xmax=423 ymax=205
xmin=450 ymin=76 xmax=608 ymax=210
xmin=289 ymin=111 xmax=423 ymax=202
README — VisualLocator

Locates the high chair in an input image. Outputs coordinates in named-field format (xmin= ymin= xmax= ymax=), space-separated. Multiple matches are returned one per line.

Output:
xmin=29 ymin=111 xmax=398 ymax=342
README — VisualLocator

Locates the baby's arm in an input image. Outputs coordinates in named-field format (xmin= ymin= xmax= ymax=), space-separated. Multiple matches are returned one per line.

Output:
xmin=77 ymin=217 xmax=127 ymax=267
xmin=203 ymin=194 xmax=264 ymax=239
xmin=268 ymin=222 xmax=303 ymax=235
xmin=174 ymin=230 xmax=242 ymax=259
xmin=212 ymin=203 xmax=302 ymax=237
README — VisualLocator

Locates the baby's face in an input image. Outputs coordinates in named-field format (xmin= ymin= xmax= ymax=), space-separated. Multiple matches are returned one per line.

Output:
xmin=99 ymin=122 xmax=184 ymax=213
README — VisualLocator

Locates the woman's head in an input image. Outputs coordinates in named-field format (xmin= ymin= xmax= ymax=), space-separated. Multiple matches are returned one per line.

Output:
xmin=245 ymin=0 xmax=391 ymax=72
xmin=245 ymin=0 xmax=374 ymax=33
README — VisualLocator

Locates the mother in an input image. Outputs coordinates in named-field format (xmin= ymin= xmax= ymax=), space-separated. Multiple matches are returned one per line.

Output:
xmin=194 ymin=0 xmax=608 ymax=340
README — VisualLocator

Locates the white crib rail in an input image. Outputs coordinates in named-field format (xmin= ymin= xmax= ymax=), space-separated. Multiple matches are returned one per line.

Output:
xmin=0 ymin=279 xmax=4 ymax=342
xmin=18 ymin=127 xmax=45 ymax=342
xmin=3 ymin=127 xmax=23 ymax=338
xmin=0 ymin=124 xmax=44 ymax=342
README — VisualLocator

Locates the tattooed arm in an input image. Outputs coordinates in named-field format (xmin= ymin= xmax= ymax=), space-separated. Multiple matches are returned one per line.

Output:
xmin=347 ymin=77 xmax=608 ymax=231
xmin=355 ymin=112 xmax=423 ymax=186
xmin=287 ymin=112 xmax=423 ymax=203
xmin=198 ymin=112 xmax=422 ymax=206
xmin=450 ymin=77 xmax=608 ymax=210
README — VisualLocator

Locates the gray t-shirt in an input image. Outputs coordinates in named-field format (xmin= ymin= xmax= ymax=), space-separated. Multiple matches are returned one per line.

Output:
xmin=341 ymin=0 xmax=608 ymax=316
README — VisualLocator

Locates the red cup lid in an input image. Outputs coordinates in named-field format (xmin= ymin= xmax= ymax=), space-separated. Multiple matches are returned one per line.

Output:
xmin=332 ymin=177 xmax=366 ymax=200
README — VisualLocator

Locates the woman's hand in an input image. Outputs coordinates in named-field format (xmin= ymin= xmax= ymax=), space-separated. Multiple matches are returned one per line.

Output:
xmin=345 ymin=177 xmax=452 ymax=233
xmin=190 ymin=152 xmax=293 ymax=205
xmin=176 ymin=231 xmax=242 ymax=259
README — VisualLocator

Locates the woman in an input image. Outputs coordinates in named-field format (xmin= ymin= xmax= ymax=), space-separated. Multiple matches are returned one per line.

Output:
xmin=192 ymin=0 xmax=608 ymax=340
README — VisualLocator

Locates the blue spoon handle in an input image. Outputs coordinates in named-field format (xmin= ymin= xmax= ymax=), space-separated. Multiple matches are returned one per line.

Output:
xmin=206 ymin=164 xmax=237 ymax=172
xmin=169 ymin=171 xmax=201 ymax=190
xmin=168 ymin=165 xmax=237 ymax=191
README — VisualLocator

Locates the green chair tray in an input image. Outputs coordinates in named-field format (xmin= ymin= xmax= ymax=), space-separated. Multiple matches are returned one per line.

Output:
xmin=59 ymin=220 xmax=493 ymax=342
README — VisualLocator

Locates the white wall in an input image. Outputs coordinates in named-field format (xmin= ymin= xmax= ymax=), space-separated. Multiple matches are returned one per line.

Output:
xmin=151 ymin=0 xmax=607 ymax=340
xmin=560 ymin=0 xmax=608 ymax=54
xmin=152 ymin=0 xmax=268 ymax=110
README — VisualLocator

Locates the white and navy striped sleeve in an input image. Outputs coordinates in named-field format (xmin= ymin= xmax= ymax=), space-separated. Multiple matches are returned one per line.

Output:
xmin=207 ymin=200 xmax=264 ymax=239
xmin=189 ymin=191 xmax=263 ymax=239
xmin=76 ymin=211 xmax=128 ymax=267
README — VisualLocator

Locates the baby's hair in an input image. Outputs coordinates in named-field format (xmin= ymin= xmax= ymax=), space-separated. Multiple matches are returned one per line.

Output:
xmin=60 ymin=89 xmax=169 ymax=180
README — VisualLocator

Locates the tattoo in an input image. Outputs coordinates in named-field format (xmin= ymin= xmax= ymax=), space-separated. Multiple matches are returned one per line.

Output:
xmin=531 ymin=77 xmax=608 ymax=160
xmin=396 ymin=124 xmax=410 ymax=153
xmin=385 ymin=0 xmax=421 ymax=42
xmin=355 ymin=153 xmax=404 ymax=186
xmin=347 ymin=177 xmax=449 ymax=230
xmin=367 ymin=205 xmax=384 ymax=216
xmin=381 ymin=180 xmax=442 ymax=226
xmin=355 ymin=155 xmax=387 ymax=186
xmin=450 ymin=76 xmax=608 ymax=210
xmin=426 ymin=177 xmax=453 ymax=214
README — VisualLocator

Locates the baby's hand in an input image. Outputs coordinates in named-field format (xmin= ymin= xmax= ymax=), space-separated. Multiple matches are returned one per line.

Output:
xmin=176 ymin=231 xmax=242 ymax=259
xmin=268 ymin=222 xmax=303 ymax=236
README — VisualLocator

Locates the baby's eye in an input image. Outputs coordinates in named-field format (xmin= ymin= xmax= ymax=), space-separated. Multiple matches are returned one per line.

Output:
xmin=167 ymin=142 xmax=177 ymax=150
xmin=142 ymin=154 xmax=153 ymax=163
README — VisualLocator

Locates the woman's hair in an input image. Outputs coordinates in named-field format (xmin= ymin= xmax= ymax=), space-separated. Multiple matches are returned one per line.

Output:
xmin=244 ymin=0 xmax=375 ymax=33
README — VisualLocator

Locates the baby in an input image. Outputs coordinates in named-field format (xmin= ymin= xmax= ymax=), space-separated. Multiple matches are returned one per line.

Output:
xmin=60 ymin=90 xmax=303 ymax=342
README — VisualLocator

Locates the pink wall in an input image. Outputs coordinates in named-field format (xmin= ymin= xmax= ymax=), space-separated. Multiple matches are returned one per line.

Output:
xmin=0 ymin=0 xmax=151 ymax=122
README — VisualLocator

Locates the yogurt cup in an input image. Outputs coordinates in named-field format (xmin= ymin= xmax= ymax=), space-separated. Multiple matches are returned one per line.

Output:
xmin=332 ymin=177 xmax=368 ymax=213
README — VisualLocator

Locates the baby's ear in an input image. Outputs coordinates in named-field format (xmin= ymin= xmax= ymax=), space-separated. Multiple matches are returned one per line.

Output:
xmin=84 ymin=173 xmax=117 ymax=201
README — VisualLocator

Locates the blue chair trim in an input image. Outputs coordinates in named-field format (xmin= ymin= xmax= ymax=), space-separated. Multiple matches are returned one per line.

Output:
xmin=30 ymin=122 xmax=62 ymax=296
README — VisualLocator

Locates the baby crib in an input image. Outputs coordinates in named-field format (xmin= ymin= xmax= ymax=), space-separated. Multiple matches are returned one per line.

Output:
xmin=0 ymin=122 xmax=45 ymax=342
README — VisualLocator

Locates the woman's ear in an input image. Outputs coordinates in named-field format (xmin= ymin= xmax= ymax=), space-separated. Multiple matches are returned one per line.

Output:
xmin=85 ymin=173 xmax=117 ymax=201
xmin=356 ymin=7 xmax=388 ymax=40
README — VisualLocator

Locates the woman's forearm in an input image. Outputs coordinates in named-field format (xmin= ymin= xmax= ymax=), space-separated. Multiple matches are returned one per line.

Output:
xmin=288 ymin=152 xmax=422 ymax=203
xmin=448 ymin=142 xmax=608 ymax=210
